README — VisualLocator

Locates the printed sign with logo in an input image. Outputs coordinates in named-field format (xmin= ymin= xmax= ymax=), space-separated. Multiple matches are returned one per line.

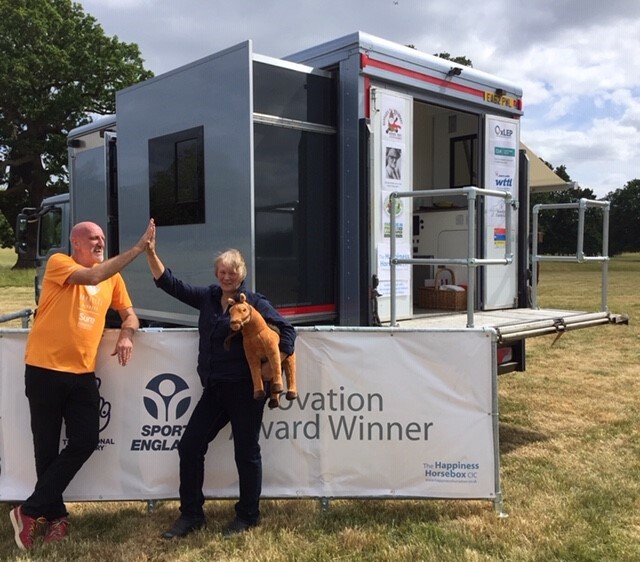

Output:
xmin=130 ymin=373 xmax=193 ymax=451
xmin=485 ymin=117 xmax=518 ymax=227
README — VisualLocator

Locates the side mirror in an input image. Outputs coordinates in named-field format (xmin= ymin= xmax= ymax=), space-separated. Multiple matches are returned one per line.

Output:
xmin=15 ymin=213 xmax=30 ymax=256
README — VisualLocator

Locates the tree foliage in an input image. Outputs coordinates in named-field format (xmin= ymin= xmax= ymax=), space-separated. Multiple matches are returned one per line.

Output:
xmin=0 ymin=212 xmax=12 ymax=248
xmin=433 ymin=52 xmax=473 ymax=68
xmin=606 ymin=179 xmax=640 ymax=255
xmin=0 ymin=0 xmax=153 ymax=251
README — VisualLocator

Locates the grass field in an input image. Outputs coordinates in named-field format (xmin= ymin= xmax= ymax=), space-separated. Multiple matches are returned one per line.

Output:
xmin=0 ymin=249 xmax=639 ymax=561
xmin=0 ymin=249 xmax=35 ymax=328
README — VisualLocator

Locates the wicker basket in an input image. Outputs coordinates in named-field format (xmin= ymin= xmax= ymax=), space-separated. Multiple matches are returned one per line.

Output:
xmin=416 ymin=267 xmax=467 ymax=311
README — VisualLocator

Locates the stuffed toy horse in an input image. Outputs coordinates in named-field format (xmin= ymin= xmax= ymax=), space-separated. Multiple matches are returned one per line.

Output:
xmin=225 ymin=293 xmax=297 ymax=409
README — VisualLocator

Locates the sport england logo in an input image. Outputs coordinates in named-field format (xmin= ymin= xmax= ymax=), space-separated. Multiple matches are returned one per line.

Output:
xmin=131 ymin=373 xmax=192 ymax=452
xmin=144 ymin=373 xmax=191 ymax=422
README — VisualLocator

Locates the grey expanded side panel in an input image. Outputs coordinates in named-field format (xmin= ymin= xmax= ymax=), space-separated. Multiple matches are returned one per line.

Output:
xmin=115 ymin=42 xmax=254 ymax=325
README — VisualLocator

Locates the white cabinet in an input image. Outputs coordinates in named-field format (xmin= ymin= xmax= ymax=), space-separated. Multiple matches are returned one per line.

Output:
xmin=412 ymin=209 xmax=469 ymax=288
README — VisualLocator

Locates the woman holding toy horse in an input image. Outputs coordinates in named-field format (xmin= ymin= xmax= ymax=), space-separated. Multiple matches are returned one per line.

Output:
xmin=145 ymin=241 xmax=295 ymax=539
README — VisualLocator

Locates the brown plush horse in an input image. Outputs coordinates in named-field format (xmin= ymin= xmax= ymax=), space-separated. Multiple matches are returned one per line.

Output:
xmin=225 ymin=293 xmax=297 ymax=409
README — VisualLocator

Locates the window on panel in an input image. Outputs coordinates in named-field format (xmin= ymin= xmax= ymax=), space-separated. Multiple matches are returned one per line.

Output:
xmin=149 ymin=126 xmax=204 ymax=226
xmin=253 ymin=62 xmax=336 ymax=127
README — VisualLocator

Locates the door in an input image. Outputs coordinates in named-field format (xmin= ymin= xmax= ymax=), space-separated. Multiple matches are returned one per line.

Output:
xmin=369 ymin=87 xmax=414 ymax=322
xmin=482 ymin=115 xmax=519 ymax=309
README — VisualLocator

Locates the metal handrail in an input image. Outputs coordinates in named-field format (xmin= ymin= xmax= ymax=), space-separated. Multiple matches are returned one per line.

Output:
xmin=531 ymin=198 xmax=610 ymax=311
xmin=0 ymin=308 xmax=33 ymax=328
xmin=389 ymin=186 xmax=515 ymax=327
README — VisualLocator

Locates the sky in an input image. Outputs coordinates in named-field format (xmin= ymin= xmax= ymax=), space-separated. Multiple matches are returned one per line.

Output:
xmin=77 ymin=0 xmax=640 ymax=198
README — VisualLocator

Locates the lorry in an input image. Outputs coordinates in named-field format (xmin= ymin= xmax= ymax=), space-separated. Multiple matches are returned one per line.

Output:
xmin=15 ymin=31 xmax=623 ymax=373
xmin=6 ymin=31 xmax=628 ymax=511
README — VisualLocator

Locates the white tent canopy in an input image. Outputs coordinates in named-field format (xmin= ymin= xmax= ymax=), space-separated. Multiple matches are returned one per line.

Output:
xmin=521 ymin=142 xmax=575 ymax=193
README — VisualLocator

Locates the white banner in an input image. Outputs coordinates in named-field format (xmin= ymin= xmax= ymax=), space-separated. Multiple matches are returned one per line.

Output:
xmin=0 ymin=328 xmax=498 ymax=502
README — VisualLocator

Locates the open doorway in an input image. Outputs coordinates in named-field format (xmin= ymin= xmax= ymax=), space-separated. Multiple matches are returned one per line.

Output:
xmin=411 ymin=101 xmax=480 ymax=313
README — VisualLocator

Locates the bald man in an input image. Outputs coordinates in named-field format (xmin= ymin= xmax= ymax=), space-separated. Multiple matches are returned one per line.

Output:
xmin=10 ymin=219 xmax=155 ymax=551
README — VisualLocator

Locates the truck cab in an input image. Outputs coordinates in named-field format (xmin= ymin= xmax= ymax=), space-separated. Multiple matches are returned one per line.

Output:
xmin=16 ymin=192 xmax=70 ymax=303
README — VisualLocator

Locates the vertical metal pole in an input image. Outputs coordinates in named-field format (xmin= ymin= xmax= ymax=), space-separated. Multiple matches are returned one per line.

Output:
xmin=577 ymin=198 xmax=586 ymax=261
xmin=466 ymin=190 xmax=476 ymax=328
xmin=490 ymin=332 xmax=507 ymax=518
xmin=531 ymin=205 xmax=539 ymax=309
xmin=389 ymin=193 xmax=397 ymax=326
xmin=601 ymin=202 xmax=610 ymax=312
xmin=505 ymin=194 xmax=512 ymax=261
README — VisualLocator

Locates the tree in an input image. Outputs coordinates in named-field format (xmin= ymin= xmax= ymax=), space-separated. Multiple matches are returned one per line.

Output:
xmin=434 ymin=52 xmax=473 ymax=68
xmin=606 ymin=179 xmax=640 ymax=255
xmin=0 ymin=0 xmax=153 ymax=265
xmin=0 ymin=212 xmax=12 ymax=248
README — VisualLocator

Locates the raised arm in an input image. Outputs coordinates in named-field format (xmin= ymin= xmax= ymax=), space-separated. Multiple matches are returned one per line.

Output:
xmin=145 ymin=226 xmax=166 ymax=280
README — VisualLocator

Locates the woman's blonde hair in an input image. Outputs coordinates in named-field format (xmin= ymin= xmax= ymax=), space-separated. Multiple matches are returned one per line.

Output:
xmin=214 ymin=249 xmax=247 ymax=281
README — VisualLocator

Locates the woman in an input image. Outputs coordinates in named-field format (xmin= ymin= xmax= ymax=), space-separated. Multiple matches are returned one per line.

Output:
xmin=145 ymin=241 xmax=296 ymax=539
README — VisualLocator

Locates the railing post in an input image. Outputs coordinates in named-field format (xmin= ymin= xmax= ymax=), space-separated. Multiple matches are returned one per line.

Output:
xmin=389 ymin=192 xmax=397 ymax=326
xmin=466 ymin=188 xmax=476 ymax=328
xmin=601 ymin=201 xmax=610 ymax=312
xmin=505 ymin=193 xmax=514 ymax=262
xmin=531 ymin=205 xmax=540 ymax=309
xmin=577 ymin=198 xmax=586 ymax=261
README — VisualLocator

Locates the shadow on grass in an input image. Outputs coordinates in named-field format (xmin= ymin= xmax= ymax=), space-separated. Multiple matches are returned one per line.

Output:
xmin=499 ymin=422 xmax=549 ymax=454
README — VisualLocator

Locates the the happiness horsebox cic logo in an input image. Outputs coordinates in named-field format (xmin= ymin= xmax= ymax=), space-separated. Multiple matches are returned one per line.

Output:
xmin=130 ymin=373 xmax=192 ymax=451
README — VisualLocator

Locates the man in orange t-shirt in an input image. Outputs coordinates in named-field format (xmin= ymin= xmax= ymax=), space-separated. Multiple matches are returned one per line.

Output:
xmin=10 ymin=219 xmax=155 ymax=551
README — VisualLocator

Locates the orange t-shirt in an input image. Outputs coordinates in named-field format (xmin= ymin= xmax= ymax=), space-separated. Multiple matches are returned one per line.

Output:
xmin=25 ymin=253 xmax=133 ymax=373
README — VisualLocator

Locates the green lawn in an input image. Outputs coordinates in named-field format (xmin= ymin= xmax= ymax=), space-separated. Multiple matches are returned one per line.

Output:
xmin=1 ymin=251 xmax=639 ymax=561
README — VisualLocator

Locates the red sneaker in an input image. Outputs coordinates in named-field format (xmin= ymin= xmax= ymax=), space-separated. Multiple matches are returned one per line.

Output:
xmin=9 ymin=506 xmax=45 ymax=551
xmin=43 ymin=516 xmax=69 ymax=544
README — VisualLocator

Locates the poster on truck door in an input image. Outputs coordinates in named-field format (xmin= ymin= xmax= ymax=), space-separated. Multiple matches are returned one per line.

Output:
xmin=0 ymin=328 xmax=498 ymax=502
xmin=483 ymin=115 xmax=519 ymax=309
xmin=485 ymin=116 xmax=518 ymax=226
xmin=380 ymin=92 xmax=408 ymax=238
xmin=373 ymin=89 xmax=413 ymax=320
